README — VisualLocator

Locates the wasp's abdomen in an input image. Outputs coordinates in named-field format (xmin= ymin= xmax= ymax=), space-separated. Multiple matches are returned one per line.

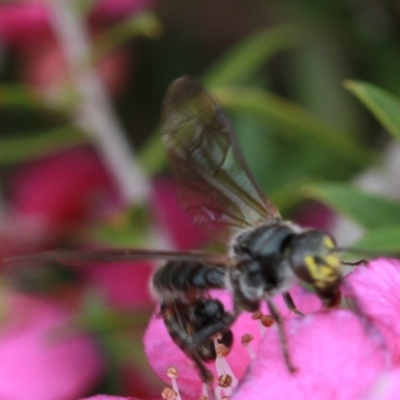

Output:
xmin=152 ymin=261 xmax=226 ymax=299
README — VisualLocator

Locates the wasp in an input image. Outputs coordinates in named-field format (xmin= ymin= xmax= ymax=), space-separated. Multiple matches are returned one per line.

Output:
xmin=4 ymin=77 xmax=346 ymax=385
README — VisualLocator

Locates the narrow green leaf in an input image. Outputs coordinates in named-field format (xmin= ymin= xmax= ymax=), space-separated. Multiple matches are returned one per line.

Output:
xmin=0 ymin=84 xmax=42 ymax=109
xmin=203 ymin=25 xmax=303 ymax=87
xmin=0 ymin=127 xmax=87 ymax=165
xmin=93 ymin=12 xmax=163 ymax=61
xmin=345 ymin=80 xmax=400 ymax=141
xmin=214 ymin=87 xmax=376 ymax=167
xmin=306 ymin=183 xmax=400 ymax=230
xmin=353 ymin=225 xmax=400 ymax=254
xmin=75 ymin=308 xmax=151 ymax=332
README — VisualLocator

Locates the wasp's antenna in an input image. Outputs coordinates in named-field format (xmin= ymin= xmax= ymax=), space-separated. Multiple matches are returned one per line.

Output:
xmin=332 ymin=245 xmax=396 ymax=257
xmin=327 ymin=247 xmax=369 ymax=267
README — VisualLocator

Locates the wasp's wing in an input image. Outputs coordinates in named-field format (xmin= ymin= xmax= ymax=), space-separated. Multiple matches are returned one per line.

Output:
xmin=161 ymin=77 xmax=281 ymax=238
xmin=3 ymin=249 xmax=233 ymax=269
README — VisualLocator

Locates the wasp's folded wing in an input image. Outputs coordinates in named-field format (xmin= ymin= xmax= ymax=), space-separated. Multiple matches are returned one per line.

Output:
xmin=161 ymin=77 xmax=280 ymax=238
xmin=3 ymin=249 xmax=233 ymax=269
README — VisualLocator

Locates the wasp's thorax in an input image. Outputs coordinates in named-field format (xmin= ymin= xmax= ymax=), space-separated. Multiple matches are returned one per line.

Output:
xmin=231 ymin=221 xmax=342 ymax=310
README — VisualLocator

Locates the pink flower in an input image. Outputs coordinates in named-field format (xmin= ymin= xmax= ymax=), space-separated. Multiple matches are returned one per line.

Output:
xmin=361 ymin=369 xmax=400 ymax=400
xmin=84 ymin=261 xmax=154 ymax=309
xmin=0 ymin=4 xmax=51 ymax=51
xmin=0 ymin=0 xmax=155 ymax=100
xmin=232 ymin=311 xmax=385 ymax=400
xmin=143 ymin=286 xmax=325 ymax=394
xmin=21 ymin=40 xmax=132 ymax=100
xmin=144 ymin=284 xmax=387 ymax=400
xmin=0 ymin=292 xmax=104 ymax=400
xmin=0 ymin=0 xmax=155 ymax=51
xmin=90 ymin=0 xmax=157 ymax=24
xmin=344 ymin=258 xmax=400 ymax=366
xmin=152 ymin=179 xmax=208 ymax=250
xmin=81 ymin=395 xmax=163 ymax=400
xmin=5 ymin=146 xmax=119 ymax=246
xmin=293 ymin=201 xmax=334 ymax=231
xmin=81 ymin=396 xmax=137 ymax=400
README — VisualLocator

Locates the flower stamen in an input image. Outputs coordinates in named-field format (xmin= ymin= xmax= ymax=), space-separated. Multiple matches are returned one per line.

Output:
xmin=215 ymin=374 xmax=233 ymax=400
xmin=164 ymin=367 xmax=182 ymax=400
xmin=199 ymin=382 xmax=210 ymax=400
xmin=252 ymin=310 xmax=274 ymax=335
xmin=213 ymin=338 xmax=238 ymax=388
xmin=241 ymin=333 xmax=256 ymax=360
xmin=162 ymin=387 xmax=178 ymax=400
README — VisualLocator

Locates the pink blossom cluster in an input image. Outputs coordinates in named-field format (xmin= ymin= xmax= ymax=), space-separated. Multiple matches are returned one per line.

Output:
xmin=134 ymin=258 xmax=400 ymax=400
xmin=0 ymin=0 xmax=155 ymax=100
xmin=0 ymin=143 xmax=207 ymax=398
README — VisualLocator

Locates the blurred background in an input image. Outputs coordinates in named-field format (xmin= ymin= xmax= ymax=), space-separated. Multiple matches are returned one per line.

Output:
xmin=1 ymin=0 xmax=400 ymax=398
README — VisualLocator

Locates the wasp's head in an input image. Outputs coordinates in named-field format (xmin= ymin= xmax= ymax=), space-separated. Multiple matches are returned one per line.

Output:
xmin=287 ymin=230 xmax=342 ymax=307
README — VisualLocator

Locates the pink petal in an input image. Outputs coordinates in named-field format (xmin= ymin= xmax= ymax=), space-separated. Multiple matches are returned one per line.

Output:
xmin=152 ymin=179 xmax=208 ymax=250
xmin=0 ymin=1 xmax=156 ymax=51
xmin=232 ymin=311 xmax=386 ymax=400
xmin=344 ymin=258 xmax=400 ymax=365
xmin=0 ymin=293 xmax=104 ymax=400
xmin=144 ymin=291 xmax=254 ymax=394
xmin=293 ymin=201 xmax=334 ymax=231
xmin=0 ymin=4 xmax=52 ymax=50
xmin=85 ymin=261 xmax=154 ymax=308
xmin=144 ymin=286 xmax=325 ymax=395
xmin=81 ymin=396 xmax=137 ymax=400
xmin=81 ymin=396 xmax=163 ymax=400
xmin=273 ymin=284 xmax=324 ymax=317
xmin=90 ymin=0 xmax=156 ymax=23
xmin=7 ymin=146 xmax=119 ymax=243
xmin=21 ymin=40 xmax=131 ymax=99
xmin=361 ymin=369 xmax=400 ymax=400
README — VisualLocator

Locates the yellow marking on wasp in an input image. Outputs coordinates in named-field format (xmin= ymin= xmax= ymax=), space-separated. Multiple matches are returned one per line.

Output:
xmin=325 ymin=254 xmax=341 ymax=270
xmin=304 ymin=254 xmax=340 ymax=288
xmin=323 ymin=236 xmax=335 ymax=249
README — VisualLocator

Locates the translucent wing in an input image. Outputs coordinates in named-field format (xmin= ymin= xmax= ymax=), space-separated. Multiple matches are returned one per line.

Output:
xmin=3 ymin=249 xmax=233 ymax=269
xmin=161 ymin=76 xmax=281 ymax=238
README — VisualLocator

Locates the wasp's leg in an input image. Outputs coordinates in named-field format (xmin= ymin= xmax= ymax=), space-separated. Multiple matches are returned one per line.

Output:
xmin=192 ymin=354 xmax=214 ymax=383
xmin=282 ymin=291 xmax=304 ymax=317
xmin=191 ymin=355 xmax=216 ymax=400
xmin=192 ymin=314 xmax=236 ymax=346
xmin=266 ymin=297 xmax=297 ymax=373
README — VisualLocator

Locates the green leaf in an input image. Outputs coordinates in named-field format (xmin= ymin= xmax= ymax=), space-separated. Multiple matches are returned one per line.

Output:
xmin=0 ymin=126 xmax=87 ymax=165
xmin=344 ymin=80 xmax=400 ymax=141
xmin=214 ymin=86 xmax=376 ymax=167
xmin=93 ymin=12 xmax=163 ymax=61
xmin=203 ymin=25 xmax=303 ymax=87
xmin=352 ymin=225 xmax=400 ymax=254
xmin=90 ymin=205 xmax=152 ymax=248
xmin=0 ymin=84 xmax=43 ymax=109
xmin=306 ymin=183 xmax=400 ymax=230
